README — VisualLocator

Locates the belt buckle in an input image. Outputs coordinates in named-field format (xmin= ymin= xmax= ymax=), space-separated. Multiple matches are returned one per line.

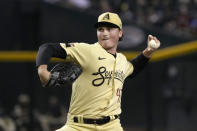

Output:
xmin=93 ymin=120 xmax=97 ymax=124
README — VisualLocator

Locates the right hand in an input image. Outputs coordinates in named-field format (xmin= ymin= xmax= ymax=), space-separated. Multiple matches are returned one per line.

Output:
xmin=147 ymin=35 xmax=160 ymax=50
xmin=38 ymin=65 xmax=50 ymax=86
xmin=143 ymin=35 xmax=161 ymax=58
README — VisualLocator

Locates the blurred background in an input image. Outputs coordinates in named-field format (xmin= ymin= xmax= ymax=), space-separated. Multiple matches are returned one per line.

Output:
xmin=0 ymin=0 xmax=197 ymax=131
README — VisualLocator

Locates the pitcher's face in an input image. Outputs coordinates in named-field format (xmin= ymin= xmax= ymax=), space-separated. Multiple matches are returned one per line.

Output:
xmin=97 ymin=26 xmax=122 ymax=50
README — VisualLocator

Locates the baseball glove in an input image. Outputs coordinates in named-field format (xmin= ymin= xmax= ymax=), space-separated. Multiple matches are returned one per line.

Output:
xmin=44 ymin=62 xmax=82 ymax=88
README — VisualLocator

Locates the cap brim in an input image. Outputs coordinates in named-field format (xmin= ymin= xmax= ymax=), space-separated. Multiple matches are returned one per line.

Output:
xmin=94 ymin=22 xmax=120 ymax=29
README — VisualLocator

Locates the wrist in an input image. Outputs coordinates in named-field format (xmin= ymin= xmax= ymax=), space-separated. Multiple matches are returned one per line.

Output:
xmin=143 ymin=47 xmax=155 ymax=58
xmin=38 ymin=65 xmax=47 ymax=73
xmin=38 ymin=65 xmax=50 ymax=85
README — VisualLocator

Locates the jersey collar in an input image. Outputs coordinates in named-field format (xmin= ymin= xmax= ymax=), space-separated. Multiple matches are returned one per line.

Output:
xmin=95 ymin=42 xmax=118 ymax=58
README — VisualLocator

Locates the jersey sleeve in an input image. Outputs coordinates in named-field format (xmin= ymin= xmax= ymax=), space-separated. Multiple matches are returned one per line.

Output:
xmin=128 ymin=53 xmax=149 ymax=78
xmin=125 ymin=61 xmax=134 ymax=78
xmin=60 ymin=42 xmax=89 ymax=69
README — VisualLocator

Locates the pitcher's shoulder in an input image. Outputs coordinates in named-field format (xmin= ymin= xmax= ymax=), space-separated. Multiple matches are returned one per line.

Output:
xmin=118 ymin=52 xmax=127 ymax=60
xmin=76 ymin=42 xmax=96 ymax=47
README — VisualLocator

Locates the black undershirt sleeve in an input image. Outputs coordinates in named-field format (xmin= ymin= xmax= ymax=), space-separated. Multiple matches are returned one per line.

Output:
xmin=128 ymin=53 xmax=150 ymax=79
xmin=36 ymin=43 xmax=67 ymax=67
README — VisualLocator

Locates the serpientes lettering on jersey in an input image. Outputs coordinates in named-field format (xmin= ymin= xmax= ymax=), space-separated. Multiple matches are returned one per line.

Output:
xmin=92 ymin=66 xmax=125 ymax=87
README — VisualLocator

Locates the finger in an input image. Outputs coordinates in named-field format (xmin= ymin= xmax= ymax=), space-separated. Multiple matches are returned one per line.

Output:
xmin=154 ymin=37 xmax=160 ymax=44
xmin=148 ymin=35 xmax=153 ymax=41
xmin=156 ymin=39 xmax=160 ymax=44
xmin=153 ymin=37 xmax=159 ymax=43
xmin=153 ymin=37 xmax=157 ymax=42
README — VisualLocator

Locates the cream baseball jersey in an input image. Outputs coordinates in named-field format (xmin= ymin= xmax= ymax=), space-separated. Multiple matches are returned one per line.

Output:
xmin=60 ymin=42 xmax=134 ymax=117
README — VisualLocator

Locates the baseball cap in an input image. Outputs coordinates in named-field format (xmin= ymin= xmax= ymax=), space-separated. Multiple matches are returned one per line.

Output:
xmin=94 ymin=12 xmax=122 ymax=29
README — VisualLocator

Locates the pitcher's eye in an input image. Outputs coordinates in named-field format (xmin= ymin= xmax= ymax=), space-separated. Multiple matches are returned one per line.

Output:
xmin=106 ymin=27 xmax=112 ymax=31
xmin=97 ymin=27 xmax=104 ymax=32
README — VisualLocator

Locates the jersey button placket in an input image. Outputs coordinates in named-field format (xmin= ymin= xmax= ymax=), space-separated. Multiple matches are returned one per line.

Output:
xmin=112 ymin=59 xmax=116 ymax=96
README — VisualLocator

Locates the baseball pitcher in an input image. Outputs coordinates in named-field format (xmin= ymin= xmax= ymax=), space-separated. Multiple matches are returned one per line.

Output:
xmin=36 ymin=12 xmax=160 ymax=131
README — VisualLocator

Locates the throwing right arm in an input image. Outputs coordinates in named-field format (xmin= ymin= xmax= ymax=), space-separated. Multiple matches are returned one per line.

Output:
xmin=128 ymin=35 xmax=160 ymax=78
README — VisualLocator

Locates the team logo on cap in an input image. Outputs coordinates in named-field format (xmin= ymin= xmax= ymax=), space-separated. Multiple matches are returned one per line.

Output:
xmin=102 ymin=14 xmax=110 ymax=20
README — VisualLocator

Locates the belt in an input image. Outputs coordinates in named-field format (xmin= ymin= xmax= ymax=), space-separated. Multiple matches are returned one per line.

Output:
xmin=73 ymin=115 xmax=120 ymax=125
